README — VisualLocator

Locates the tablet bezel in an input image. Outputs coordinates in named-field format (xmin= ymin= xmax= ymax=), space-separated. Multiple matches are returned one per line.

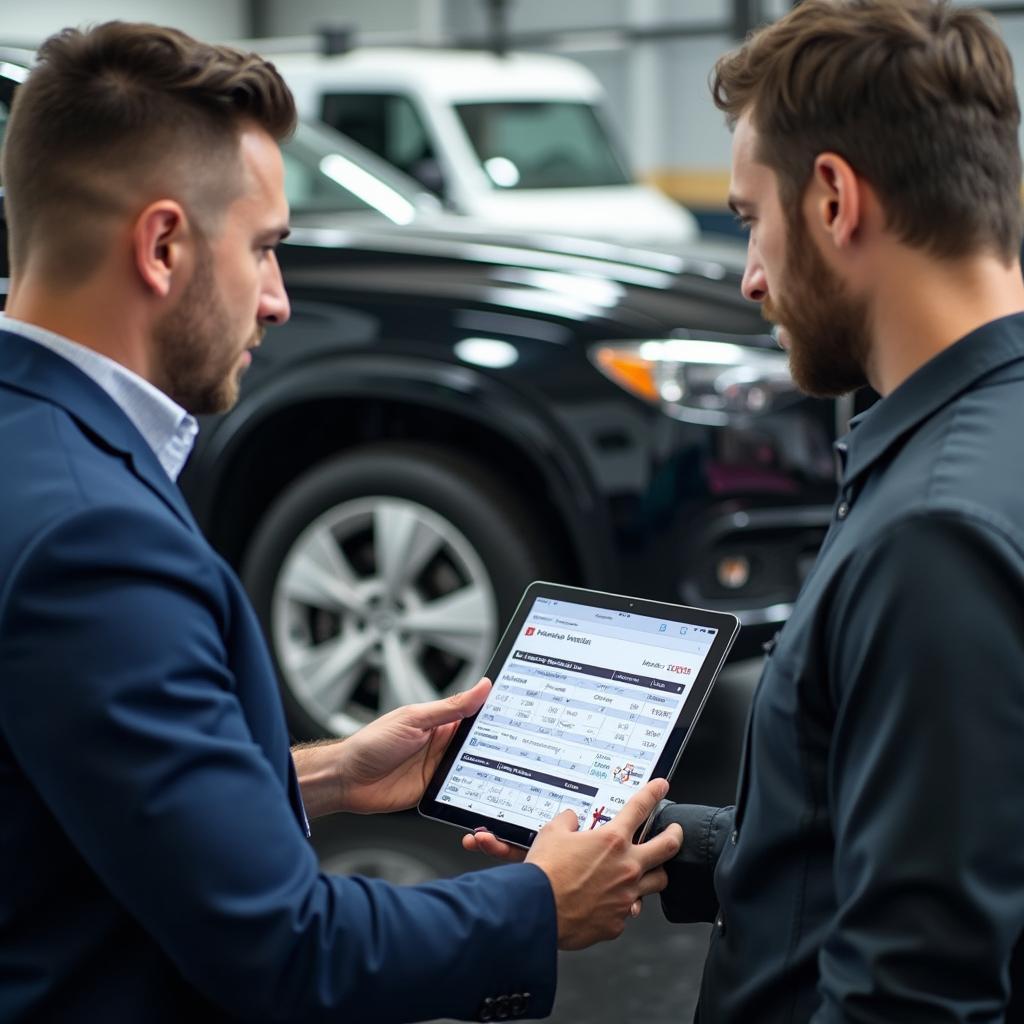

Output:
xmin=418 ymin=581 xmax=740 ymax=848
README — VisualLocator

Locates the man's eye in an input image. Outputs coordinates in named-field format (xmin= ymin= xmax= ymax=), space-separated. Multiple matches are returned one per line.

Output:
xmin=733 ymin=214 xmax=754 ymax=233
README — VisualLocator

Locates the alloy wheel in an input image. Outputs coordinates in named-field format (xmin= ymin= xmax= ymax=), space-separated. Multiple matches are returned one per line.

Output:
xmin=271 ymin=496 xmax=498 ymax=736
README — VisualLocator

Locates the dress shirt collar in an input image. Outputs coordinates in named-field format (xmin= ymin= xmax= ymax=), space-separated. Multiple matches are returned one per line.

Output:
xmin=0 ymin=314 xmax=198 ymax=481
xmin=834 ymin=311 xmax=1024 ymax=487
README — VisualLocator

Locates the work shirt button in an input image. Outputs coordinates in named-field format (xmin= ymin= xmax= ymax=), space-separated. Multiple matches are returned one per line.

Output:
xmin=730 ymin=830 xmax=738 ymax=845
xmin=836 ymin=500 xmax=850 ymax=520
xmin=715 ymin=912 xmax=726 ymax=934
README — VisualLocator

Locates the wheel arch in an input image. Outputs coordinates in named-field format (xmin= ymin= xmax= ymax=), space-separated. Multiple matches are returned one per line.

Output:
xmin=188 ymin=354 xmax=610 ymax=585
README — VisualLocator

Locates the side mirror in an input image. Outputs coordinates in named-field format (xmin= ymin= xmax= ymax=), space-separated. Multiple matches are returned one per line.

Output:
xmin=414 ymin=192 xmax=443 ymax=216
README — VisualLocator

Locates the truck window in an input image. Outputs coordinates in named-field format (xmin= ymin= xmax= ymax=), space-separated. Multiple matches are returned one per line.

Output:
xmin=455 ymin=101 xmax=630 ymax=190
xmin=320 ymin=92 xmax=445 ymax=196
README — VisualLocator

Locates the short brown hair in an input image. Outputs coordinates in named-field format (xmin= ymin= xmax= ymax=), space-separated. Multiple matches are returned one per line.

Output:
xmin=712 ymin=0 xmax=1023 ymax=262
xmin=2 ymin=21 xmax=296 ymax=283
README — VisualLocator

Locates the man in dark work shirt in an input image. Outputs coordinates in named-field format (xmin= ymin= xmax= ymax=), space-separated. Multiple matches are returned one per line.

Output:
xmin=469 ymin=1 xmax=1024 ymax=1020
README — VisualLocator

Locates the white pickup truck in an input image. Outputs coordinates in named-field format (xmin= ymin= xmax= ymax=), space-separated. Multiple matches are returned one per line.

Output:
xmin=271 ymin=46 xmax=700 ymax=248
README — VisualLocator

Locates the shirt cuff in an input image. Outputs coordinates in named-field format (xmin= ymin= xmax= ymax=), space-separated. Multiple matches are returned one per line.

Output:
xmin=652 ymin=800 xmax=733 ymax=923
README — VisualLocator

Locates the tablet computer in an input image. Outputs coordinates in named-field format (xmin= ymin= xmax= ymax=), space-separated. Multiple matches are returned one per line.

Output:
xmin=419 ymin=581 xmax=740 ymax=848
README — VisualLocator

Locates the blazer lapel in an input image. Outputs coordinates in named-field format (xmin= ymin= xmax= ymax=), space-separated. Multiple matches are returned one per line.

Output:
xmin=0 ymin=329 xmax=200 ymax=532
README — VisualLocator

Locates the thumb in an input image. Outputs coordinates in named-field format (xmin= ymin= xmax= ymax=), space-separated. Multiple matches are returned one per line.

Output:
xmin=544 ymin=808 xmax=582 ymax=833
xmin=406 ymin=678 xmax=492 ymax=730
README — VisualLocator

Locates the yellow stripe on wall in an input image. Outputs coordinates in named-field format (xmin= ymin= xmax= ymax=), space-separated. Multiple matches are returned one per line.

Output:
xmin=644 ymin=169 xmax=732 ymax=208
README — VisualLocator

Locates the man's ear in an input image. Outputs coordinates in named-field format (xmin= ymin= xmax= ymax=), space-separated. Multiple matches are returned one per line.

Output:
xmin=132 ymin=200 xmax=189 ymax=299
xmin=808 ymin=152 xmax=862 ymax=250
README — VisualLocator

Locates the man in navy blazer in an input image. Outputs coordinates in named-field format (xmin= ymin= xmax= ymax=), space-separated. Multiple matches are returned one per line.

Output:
xmin=0 ymin=22 xmax=682 ymax=1022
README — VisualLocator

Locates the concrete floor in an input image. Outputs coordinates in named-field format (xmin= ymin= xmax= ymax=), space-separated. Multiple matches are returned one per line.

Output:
xmin=541 ymin=912 xmax=711 ymax=1023
xmin=311 ymin=657 xmax=764 ymax=1024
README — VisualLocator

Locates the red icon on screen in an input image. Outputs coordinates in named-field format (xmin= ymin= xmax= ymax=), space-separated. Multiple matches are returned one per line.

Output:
xmin=525 ymin=626 xmax=536 ymax=636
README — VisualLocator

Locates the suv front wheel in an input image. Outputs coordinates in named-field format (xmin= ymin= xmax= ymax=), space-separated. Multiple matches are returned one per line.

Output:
xmin=241 ymin=443 xmax=553 ymax=739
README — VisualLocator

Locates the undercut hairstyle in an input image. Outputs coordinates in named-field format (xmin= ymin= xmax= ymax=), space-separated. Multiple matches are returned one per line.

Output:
xmin=1 ymin=21 xmax=296 ymax=284
xmin=712 ymin=0 xmax=1023 ymax=263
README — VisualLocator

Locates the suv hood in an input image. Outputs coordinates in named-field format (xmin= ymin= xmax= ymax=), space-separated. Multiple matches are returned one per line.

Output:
xmin=287 ymin=212 xmax=747 ymax=289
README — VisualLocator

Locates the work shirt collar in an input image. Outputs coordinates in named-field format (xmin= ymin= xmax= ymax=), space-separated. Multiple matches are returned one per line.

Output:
xmin=834 ymin=311 xmax=1024 ymax=486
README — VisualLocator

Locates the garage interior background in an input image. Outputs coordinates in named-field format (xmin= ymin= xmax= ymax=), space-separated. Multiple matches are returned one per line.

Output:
xmin=6 ymin=0 xmax=1024 ymax=237
xmin=4 ymin=5 xmax=1022 ymax=1023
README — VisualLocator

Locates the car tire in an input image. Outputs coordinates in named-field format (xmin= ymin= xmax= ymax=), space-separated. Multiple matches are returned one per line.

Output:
xmin=241 ymin=443 xmax=555 ymax=739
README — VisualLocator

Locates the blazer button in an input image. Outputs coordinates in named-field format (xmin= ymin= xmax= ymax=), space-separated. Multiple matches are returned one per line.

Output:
xmin=495 ymin=994 xmax=511 ymax=1020
xmin=836 ymin=500 xmax=850 ymax=520
xmin=478 ymin=996 xmax=495 ymax=1022
xmin=510 ymin=993 xmax=527 ymax=1016
xmin=730 ymin=829 xmax=738 ymax=845
xmin=715 ymin=912 xmax=727 ymax=935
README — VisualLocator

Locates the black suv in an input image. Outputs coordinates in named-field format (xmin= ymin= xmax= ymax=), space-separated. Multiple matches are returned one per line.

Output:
xmin=0 ymin=57 xmax=842 ymax=742
xmin=173 ymin=126 xmax=840 ymax=740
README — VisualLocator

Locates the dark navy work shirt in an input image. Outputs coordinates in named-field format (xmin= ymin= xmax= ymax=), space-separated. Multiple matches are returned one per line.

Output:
xmin=656 ymin=314 xmax=1024 ymax=1022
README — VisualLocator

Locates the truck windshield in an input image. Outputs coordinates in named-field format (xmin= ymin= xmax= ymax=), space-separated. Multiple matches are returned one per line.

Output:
xmin=455 ymin=101 xmax=631 ymax=190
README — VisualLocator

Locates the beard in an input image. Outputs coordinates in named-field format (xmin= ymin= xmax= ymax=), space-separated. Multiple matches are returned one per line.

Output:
xmin=763 ymin=208 xmax=871 ymax=398
xmin=153 ymin=240 xmax=260 ymax=415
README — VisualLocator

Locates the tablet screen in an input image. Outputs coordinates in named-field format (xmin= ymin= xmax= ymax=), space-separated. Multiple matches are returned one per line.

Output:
xmin=428 ymin=590 xmax=729 ymax=837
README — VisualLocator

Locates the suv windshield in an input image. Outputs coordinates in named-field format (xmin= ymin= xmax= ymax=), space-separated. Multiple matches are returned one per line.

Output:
xmin=281 ymin=121 xmax=428 ymax=224
xmin=455 ymin=101 xmax=630 ymax=190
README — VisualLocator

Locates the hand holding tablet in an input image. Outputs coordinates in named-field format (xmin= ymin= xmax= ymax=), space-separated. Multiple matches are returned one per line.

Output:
xmin=415 ymin=581 xmax=739 ymax=948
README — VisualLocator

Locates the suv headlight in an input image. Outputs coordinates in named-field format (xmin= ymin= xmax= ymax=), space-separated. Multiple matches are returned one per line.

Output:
xmin=589 ymin=336 xmax=798 ymax=425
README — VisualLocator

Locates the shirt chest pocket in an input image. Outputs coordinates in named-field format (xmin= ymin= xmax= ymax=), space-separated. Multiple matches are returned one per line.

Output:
xmin=732 ymin=633 xmax=830 ymax=834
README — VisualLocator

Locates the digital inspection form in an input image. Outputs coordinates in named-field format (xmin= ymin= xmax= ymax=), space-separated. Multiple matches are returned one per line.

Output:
xmin=433 ymin=595 xmax=720 ymax=833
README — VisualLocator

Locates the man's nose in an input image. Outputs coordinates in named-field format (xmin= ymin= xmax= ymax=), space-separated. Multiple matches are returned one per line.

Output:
xmin=741 ymin=243 xmax=768 ymax=303
xmin=259 ymin=255 xmax=291 ymax=326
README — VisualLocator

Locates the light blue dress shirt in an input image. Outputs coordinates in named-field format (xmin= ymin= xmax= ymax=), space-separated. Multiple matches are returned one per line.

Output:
xmin=0 ymin=313 xmax=198 ymax=481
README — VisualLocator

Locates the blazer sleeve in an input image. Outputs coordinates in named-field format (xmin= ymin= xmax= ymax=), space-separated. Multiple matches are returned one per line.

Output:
xmin=0 ymin=503 xmax=557 ymax=1023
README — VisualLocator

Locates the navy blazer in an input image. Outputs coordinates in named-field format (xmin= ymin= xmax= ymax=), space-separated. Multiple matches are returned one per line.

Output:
xmin=0 ymin=329 xmax=556 ymax=1022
